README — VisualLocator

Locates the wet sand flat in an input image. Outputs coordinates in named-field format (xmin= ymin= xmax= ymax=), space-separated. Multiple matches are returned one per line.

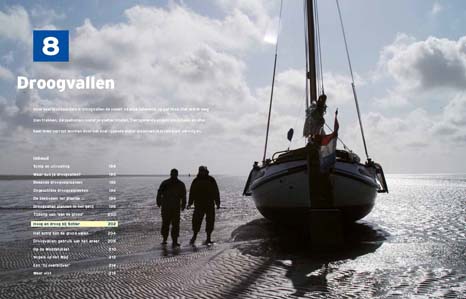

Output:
xmin=0 ymin=175 xmax=465 ymax=298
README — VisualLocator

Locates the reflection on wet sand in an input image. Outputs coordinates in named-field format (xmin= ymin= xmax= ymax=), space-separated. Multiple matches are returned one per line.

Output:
xmin=231 ymin=218 xmax=387 ymax=297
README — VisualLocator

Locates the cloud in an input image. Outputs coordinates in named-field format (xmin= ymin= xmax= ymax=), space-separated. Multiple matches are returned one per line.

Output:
xmin=30 ymin=6 xmax=65 ymax=26
xmin=443 ymin=93 xmax=466 ymax=126
xmin=359 ymin=94 xmax=466 ymax=150
xmin=367 ymin=34 xmax=466 ymax=151
xmin=343 ymin=108 xmax=431 ymax=170
xmin=215 ymin=0 xmax=276 ymax=25
xmin=379 ymin=34 xmax=466 ymax=92
xmin=431 ymin=2 xmax=443 ymax=16
xmin=373 ymin=90 xmax=409 ymax=108
xmin=0 ymin=6 xmax=31 ymax=43
xmin=432 ymin=92 xmax=466 ymax=139
xmin=0 ymin=65 xmax=14 ymax=81
xmin=431 ymin=122 xmax=457 ymax=136
xmin=357 ymin=33 xmax=466 ymax=172
xmin=3 ymin=2 xmax=461 ymax=174
xmin=215 ymin=0 xmax=278 ymax=43
xmin=2 ymin=51 xmax=14 ymax=64
xmin=342 ymin=91 xmax=466 ymax=173
xmin=373 ymin=34 xmax=466 ymax=111
xmin=0 ymin=2 xmax=282 ymax=174
xmin=256 ymin=69 xmax=356 ymax=115
xmin=323 ymin=72 xmax=362 ymax=106
xmin=27 ymin=3 xmax=270 ymax=110
xmin=360 ymin=109 xmax=430 ymax=148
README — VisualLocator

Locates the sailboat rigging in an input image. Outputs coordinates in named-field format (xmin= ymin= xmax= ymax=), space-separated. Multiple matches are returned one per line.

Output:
xmin=243 ymin=0 xmax=388 ymax=224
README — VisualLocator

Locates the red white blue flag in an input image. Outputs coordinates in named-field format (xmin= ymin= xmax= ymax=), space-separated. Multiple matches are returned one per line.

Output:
xmin=319 ymin=110 xmax=339 ymax=172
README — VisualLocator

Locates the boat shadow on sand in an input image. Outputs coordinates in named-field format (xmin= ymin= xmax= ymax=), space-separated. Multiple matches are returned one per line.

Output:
xmin=230 ymin=218 xmax=389 ymax=297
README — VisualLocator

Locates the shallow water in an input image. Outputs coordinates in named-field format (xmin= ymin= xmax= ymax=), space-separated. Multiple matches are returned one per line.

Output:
xmin=0 ymin=174 xmax=465 ymax=298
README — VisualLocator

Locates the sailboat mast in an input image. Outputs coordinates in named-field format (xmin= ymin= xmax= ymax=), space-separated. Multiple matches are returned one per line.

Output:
xmin=306 ymin=0 xmax=318 ymax=103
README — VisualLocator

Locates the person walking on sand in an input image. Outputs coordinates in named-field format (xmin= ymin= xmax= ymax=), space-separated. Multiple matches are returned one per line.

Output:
xmin=156 ymin=168 xmax=186 ymax=248
xmin=188 ymin=166 xmax=220 ymax=245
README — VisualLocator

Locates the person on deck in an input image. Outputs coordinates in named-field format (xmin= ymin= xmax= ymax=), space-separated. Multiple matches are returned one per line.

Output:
xmin=156 ymin=168 xmax=186 ymax=248
xmin=188 ymin=166 xmax=220 ymax=245
xmin=303 ymin=94 xmax=327 ymax=141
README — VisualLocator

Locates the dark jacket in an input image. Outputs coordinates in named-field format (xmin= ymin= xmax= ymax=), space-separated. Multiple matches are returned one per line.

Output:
xmin=157 ymin=178 xmax=186 ymax=210
xmin=188 ymin=175 xmax=220 ymax=209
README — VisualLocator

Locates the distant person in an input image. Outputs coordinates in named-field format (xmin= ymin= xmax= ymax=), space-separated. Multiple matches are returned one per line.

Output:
xmin=156 ymin=168 xmax=186 ymax=248
xmin=188 ymin=166 xmax=220 ymax=245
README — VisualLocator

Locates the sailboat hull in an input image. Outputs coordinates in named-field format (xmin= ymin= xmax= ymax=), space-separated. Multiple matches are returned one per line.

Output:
xmin=248 ymin=160 xmax=378 ymax=224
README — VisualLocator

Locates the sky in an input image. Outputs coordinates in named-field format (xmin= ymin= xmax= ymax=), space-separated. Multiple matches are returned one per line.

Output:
xmin=0 ymin=0 xmax=465 ymax=175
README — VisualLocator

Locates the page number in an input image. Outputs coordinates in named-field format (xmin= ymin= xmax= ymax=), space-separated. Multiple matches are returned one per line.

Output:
xmin=33 ymin=30 xmax=69 ymax=62
xmin=42 ymin=37 xmax=60 ymax=56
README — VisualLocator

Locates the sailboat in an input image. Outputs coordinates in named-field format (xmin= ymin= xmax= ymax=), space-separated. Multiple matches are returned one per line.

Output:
xmin=243 ymin=0 xmax=388 ymax=224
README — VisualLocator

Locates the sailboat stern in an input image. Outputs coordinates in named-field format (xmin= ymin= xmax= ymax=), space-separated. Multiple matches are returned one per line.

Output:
xmin=247 ymin=157 xmax=379 ymax=224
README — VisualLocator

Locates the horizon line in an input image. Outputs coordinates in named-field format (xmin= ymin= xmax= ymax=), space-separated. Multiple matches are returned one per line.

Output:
xmin=0 ymin=172 xmax=465 ymax=180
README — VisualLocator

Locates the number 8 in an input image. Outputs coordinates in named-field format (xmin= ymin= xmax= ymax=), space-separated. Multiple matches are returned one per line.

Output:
xmin=42 ymin=37 xmax=60 ymax=56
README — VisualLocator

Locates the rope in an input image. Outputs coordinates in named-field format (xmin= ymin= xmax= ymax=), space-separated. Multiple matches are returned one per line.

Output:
xmin=325 ymin=122 xmax=351 ymax=152
xmin=335 ymin=0 xmax=354 ymax=82
xmin=314 ymin=0 xmax=325 ymax=94
xmin=262 ymin=0 xmax=284 ymax=162
xmin=335 ymin=0 xmax=370 ymax=160
xmin=303 ymin=0 xmax=310 ymax=109
xmin=274 ymin=0 xmax=284 ymax=54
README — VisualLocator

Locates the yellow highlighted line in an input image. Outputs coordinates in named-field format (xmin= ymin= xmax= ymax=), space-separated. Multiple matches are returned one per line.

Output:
xmin=31 ymin=221 xmax=118 ymax=228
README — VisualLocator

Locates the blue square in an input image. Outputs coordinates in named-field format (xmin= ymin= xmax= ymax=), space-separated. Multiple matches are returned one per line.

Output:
xmin=33 ymin=30 xmax=69 ymax=62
